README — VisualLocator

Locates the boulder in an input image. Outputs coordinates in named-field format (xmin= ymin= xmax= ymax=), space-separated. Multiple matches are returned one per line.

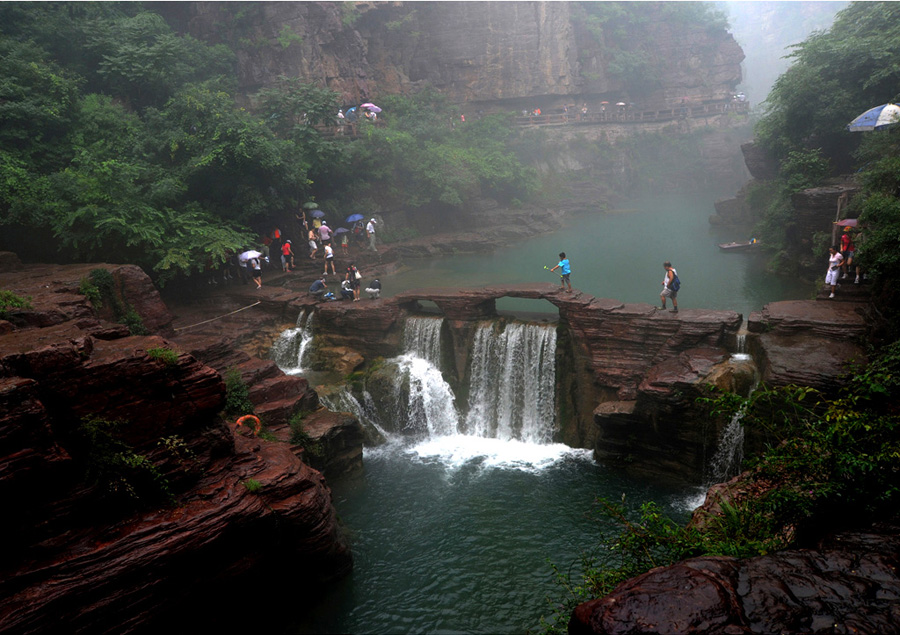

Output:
xmin=570 ymin=525 xmax=900 ymax=635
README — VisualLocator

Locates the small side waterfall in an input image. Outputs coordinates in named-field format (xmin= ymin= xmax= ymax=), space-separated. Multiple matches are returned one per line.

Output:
xmin=707 ymin=374 xmax=760 ymax=484
xmin=271 ymin=310 xmax=315 ymax=375
xmin=708 ymin=410 xmax=746 ymax=483
xmin=465 ymin=321 xmax=557 ymax=443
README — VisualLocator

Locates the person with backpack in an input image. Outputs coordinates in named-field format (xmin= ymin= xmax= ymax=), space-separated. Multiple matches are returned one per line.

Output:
xmin=659 ymin=261 xmax=680 ymax=313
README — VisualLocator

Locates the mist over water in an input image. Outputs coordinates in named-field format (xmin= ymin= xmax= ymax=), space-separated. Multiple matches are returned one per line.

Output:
xmin=384 ymin=193 xmax=812 ymax=318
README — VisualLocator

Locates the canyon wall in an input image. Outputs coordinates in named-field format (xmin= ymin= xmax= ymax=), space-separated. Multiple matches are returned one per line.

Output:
xmin=159 ymin=1 xmax=743 ymax=109
xmin=0 ymin=257 xmax=352 ymax=632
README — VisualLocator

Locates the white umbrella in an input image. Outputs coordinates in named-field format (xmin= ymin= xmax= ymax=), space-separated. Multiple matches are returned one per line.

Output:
xmin=239 ymin=250 xmax=262 ymax=262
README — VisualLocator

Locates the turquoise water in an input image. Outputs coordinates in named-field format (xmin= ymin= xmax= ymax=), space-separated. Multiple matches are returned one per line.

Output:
xmin=289 ymin=193 xmax=806 ymax=634
xmin=383 ymin=194 xmax=812 ymax=319
xmin=293 ymin=440 xmax=702 ymax=635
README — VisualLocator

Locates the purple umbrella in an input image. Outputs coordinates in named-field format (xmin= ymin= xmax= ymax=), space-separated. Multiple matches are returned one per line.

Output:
xmin=335 ymin=227 xmax=350 ymax=234
xmin=310 ymin=210 xmax=326 ymax=219
xmin=361 ymin=103 xmax=382 ymax=113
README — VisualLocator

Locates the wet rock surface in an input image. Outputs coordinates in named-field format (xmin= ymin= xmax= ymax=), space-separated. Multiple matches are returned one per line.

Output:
xmin=0 ymin=261 xmax=354 ymax=632
xmin=749 ymin=300 xmax=868 ymax=391
xmin=570 ymin=525 xmax=900 ymax=635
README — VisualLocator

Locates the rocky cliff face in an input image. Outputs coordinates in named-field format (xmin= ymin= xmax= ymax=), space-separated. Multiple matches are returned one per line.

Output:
xmin=0 ymin=256 xmax=353 ymax=632
xmin=160 ymin=1 xmax=743 ymax=108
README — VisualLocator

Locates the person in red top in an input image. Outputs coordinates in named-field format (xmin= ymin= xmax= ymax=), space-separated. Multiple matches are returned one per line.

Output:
xmin=840 ymin=226 xmax=855 ymax=280
xmin=281 ymin=240 xmax=295 ymax=272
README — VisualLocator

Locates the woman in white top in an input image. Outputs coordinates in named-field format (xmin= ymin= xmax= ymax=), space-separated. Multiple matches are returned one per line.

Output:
xmin=825 ymin=245 xmax=843 ymax=299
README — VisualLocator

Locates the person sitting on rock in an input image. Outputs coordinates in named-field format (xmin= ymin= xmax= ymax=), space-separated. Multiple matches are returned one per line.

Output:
xmin=365 ymin=278 xmax=382 ymax=300
xmin=340 ymin=278 xmax=354 ymax=301
xmin=309 ymin=277 xmax=327 ymax=301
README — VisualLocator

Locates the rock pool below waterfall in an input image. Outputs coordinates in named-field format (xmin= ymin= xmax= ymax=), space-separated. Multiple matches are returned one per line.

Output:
xmin=291 ymin=438 xmax=703 ymax=634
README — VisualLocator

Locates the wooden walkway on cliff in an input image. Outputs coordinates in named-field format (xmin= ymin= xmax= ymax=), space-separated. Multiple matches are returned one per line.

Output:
xmin=313 ymin=100 xmax=750 ymax=138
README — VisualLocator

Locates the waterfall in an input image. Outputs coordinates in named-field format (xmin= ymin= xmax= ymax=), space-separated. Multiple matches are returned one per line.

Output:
xmin=403 ymin=316 xmax=444 ymax=366
xmin=307 ymin=314 xmax=560 ymax=451
xmin=707 ymin=409 xmax=745 ymax=483
xmin=394 ymin=354 xmax=460 ymax=436
xmin=321 ymin=389 xmax=391 ymax=439
xmin=707 ymin=376 xmax=760 ymax=484
xmin=465 ymin=321 xmax=557 ymax=443
xmin=272 ymin=311 xmax=314 ymax=375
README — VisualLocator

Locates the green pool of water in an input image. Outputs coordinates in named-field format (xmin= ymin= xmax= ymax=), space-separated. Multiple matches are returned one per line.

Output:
xmin=382 ymin=194 xmax=812 ymax=319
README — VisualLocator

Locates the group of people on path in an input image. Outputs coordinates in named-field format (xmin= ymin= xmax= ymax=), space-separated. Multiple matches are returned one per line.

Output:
xmin=308 ymin=262 xmax=381 ymax=303
xmin=825 ymin=226 xmax=864 ymax=299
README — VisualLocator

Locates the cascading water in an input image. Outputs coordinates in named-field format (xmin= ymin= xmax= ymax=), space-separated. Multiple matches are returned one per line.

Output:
xmin=271 ymin=310 xmax=314 ymax=375
xmin=707 ymin=375 xmax=760 ymax=484
xmin=402 ymin=314 xmax=443 ymax=366
xmin=464 ymin=321 xmax=557 ymax=443
xmin=329 ymin=315 xmax=567 ymax=466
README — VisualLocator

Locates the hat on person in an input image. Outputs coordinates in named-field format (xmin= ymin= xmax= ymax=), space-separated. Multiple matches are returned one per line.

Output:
xmin=844 ymin=226 xmax=851 ymax=232
xmin=370 ymin=218 xmax=376 ymax=222
xmin=323 ymin=221 xmax=328 ymax=225
xmin=286 ymin=239 xmax=291 ymax=244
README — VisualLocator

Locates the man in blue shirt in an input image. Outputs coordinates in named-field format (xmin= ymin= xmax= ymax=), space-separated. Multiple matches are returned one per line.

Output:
xmin=550 ymin=252 xmax=573 ymax=293
xmin=309 ymin=277 xmax=327 ymax=300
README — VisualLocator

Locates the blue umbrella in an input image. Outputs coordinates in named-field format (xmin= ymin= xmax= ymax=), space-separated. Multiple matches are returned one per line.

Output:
xmin=847 ymin=103 xmax=900 ymax=132
xmin=310 ymin=210 xmax=326 ymax=219
xmin=346 ymin=213 xmax=365 ymax=222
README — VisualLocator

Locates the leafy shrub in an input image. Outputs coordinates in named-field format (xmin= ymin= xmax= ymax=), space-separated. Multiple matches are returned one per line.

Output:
xmin=224 ymin=367 xmax=255 ymax=416
xmin=242 ymin=478 xmax=263 ymax=493
xmin=147 ymin=347 xmax=179 ymax=366
xmin=289 ymin=410 xmax=322 ymax=456
xmin=78 ymin=416 xmax=171 ymax=503
xmin=78 ymin=277 xmax=102 ymax=307
xmin=0 ymin=290 xmax=32 ymax=319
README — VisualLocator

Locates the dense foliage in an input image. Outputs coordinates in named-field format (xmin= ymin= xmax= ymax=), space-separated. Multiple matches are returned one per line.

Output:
xmin=542 ymin=341 xmax=900 ymax=633
xmin=0 ymin=3 xmax=536 ymax=284
xmin=750 ymin=2 xmax=900 ymax=289
xmin=756 ymin=2 xmax=900 ymax=163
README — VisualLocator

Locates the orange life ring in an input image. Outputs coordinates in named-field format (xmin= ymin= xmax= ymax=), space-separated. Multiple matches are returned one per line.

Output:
xmin=235 ymin=414 xmax=261 ymax=436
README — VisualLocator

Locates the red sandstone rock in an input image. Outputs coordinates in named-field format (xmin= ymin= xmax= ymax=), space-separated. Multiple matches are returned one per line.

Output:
xmin=0 ymin=261 xmax=353 ymax=632
xmin=570 ymin=526 xmax=900 ymax=635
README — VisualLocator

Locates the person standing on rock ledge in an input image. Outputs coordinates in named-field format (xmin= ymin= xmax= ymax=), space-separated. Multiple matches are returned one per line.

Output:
xmin=366 ymin=218 xmax=377 ymax=252
xmin=659 ymin=261 xmax=678 ymax=313
xmin=826 ymin=245 xmax=843 ymax=299
xmin=550 ymin=252 xmax=573 ymax=293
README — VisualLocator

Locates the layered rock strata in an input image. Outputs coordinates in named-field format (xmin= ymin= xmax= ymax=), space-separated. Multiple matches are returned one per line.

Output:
xmin=0 ymin=258 xmax=353 ymax=632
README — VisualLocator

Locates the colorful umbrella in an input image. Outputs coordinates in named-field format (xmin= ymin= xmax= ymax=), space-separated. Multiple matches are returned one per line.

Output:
xmin=834 ymin=218 xmax=858 ymax=227
xmin=847 ymin=104 xmax=900 ymax=132
xmin=346 ymin=213 xmax=365 ymax=222
xmin=310 ymin=210 xmax=326 ymax=219
xmin=361 ymin=103 xmax=382 ymax=113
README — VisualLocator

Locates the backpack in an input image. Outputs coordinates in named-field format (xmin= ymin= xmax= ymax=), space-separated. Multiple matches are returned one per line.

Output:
xmin=670 ymin=273 xmax=681 ymax=292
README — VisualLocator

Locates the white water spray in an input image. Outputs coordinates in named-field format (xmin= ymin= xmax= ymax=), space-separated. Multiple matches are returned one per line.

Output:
xmin=271 ymin=310 xmax=314 ymax=375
